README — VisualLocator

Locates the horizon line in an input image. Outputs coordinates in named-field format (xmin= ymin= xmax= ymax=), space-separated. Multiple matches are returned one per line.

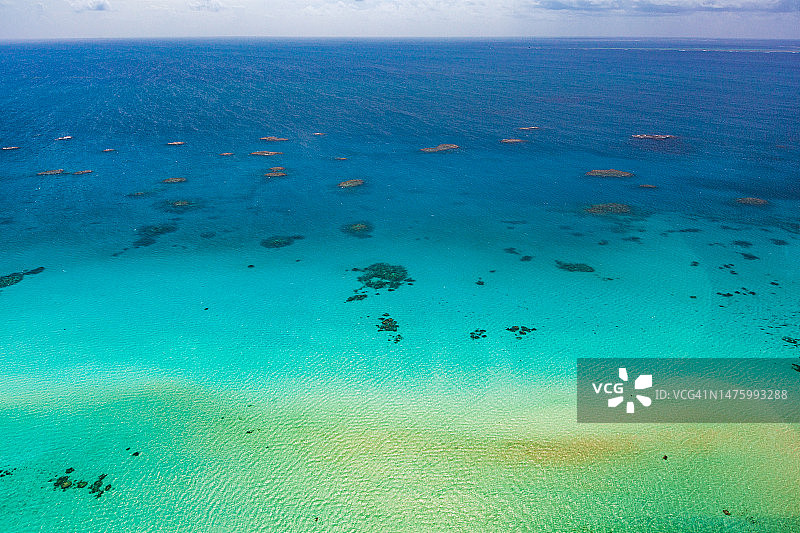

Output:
xmin=2 ymin=35 xmax=800 ymax=44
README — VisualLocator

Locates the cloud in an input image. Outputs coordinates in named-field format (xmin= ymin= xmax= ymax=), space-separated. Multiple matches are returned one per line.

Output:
xmin=528 ymin=0 xmax=800 ymax=12
xmin=70 ymin=0 xmax=110 ymax=11
xmin=190 ymin=0 xmax=225 ymax=11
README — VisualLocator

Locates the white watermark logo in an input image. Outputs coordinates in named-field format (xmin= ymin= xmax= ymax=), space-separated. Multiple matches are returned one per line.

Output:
xmin=592 ymin=367 xmax=653 ymax=414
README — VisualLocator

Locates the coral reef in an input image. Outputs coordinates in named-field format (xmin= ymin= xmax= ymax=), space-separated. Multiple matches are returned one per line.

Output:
xmin=0 ymin=272 xmax=24 ymax=288
xmin=133 ymin=223 xmax=178 ymax=247
xmin=584 ymin=203 xmax=632 ymax=215
xmin=338 ymin=179 xmax=365 ymax=188
xmin=631 ymin=134 xmax=676 ymax=140
xmin=506 ymin=325 xmax=536 ymax=339
xmin=585 ymin=169 xmax=634 ymax=177
xmin=555 ymin=261 xmax=594 ymax=272
xmin=341 ymin=221 xmax=374 ymax=238
xmin=736 ymin=197 xmax=768 ymax=205
xmin=377 ymin=315 xmax=398 ymax=332
xmin=0 ymin=267 xmax=44 ymax=288
xmin=470 ymin=329 xmax=487 ymax=339
xmin=158 ymin=199 xmax=200 ymax=213
xmin=49 ymin=470 xmax=111 ymax=499
xmin=420 ymin=144 xmax=458 ymax=153
xmin=356 ymin=263 xmax=409 ymax=290
xmin=261 ymin=235 xmax=304 ymax=248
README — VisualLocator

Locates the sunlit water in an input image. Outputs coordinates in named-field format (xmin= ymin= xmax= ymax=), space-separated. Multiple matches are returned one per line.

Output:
xmin=1 ymin=39 xmax=799 ymax=531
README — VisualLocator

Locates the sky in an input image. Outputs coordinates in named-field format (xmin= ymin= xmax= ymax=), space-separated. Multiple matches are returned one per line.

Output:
xmin=0 ymin=0 xmax=798 ymax=40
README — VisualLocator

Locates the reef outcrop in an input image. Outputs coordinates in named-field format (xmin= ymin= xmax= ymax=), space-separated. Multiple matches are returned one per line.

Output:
xmin=556 ymin=260 xmax=595 ymax=272
xmin=631 ymin=134 xmax=676 ymax=140
xmin=261 ymin=235 xmax=304 ymax=248
xmin=0 ymin=267 xmax=45 ymax=289
xmin=338 ymin=179 xmax=365 ymax=188
xmin=356 ymin=263 xmax=409 ymax=289
xmin=585 ymin=169 xmax=634 ymax=178
xmin=420 ymin=144 xmax=458 ymax=153
xmin=584 ymin=203 xmax=632 ymax=215
xmin=341 ymin=221 xmax=374 ymax=238
xmin=736 ymin=197 xmax=768 ymax=205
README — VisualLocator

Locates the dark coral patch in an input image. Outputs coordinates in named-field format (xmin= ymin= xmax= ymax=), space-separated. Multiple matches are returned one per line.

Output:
xmin=357 ymin=263 xmax=409 ymax=290
xmin=556 ymin=261 xmax=595 ymax=272
xmin=341 ymin=221 xmax=374 ymax=238
xmin=261 ymin=235 xmax=303 ymax=249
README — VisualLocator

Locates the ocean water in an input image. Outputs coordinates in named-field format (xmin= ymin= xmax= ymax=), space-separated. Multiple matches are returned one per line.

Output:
xmin=0 ymin=38 xmax=799 ymax=531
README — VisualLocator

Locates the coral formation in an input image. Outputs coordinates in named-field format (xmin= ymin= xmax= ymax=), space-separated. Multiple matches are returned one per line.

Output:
xmin=470 ymin=329 xmax=487 ymax=339
xmin=0 ymin=272 xmax=24 ymax=288
xmin=356 ymin=263 xmax=409 ymax=289
xmin=585 ymin=169 xmax=634 ymax=177
xmin=338 ymin=179 xmax=365 ymax=188
xmin=158 ymin=199 xmax=199 ymax=213
xmin=506 ymin=325 xmax=536 ymax=339
xmin=736 ymin=197 xmax=768 ymax=205
xmin=420 ymin=144 xmax=458 ymax=152
xmin=631 ymin=134 xmax=676 ymax=140
xmin=341 ymin=221 xmax=374 ymax=238
xmin=261 ymin=235 xmax=304 ymax=248
xmin=584 ymin=203 xmax=632 ymax=215
xmin=133 ymin=223 xmax=178 ymax=247
xmin=555 ymin=261 xmax=595 ymax=272
xmin=0 ymin=267 xmax=44 ymax=289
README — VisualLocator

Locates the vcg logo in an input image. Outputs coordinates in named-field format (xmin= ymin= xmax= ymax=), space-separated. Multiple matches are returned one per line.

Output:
xmin=592 ymin=367 xmax=653 ymax=414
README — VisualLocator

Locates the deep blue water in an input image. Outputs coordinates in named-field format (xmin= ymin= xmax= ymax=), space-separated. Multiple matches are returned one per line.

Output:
xmin=1 ymin=39 xmax=799 ymax=254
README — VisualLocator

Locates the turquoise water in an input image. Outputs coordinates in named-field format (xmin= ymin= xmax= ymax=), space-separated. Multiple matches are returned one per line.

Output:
xmin=1 ymin=39 xmax=799 ymax=531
